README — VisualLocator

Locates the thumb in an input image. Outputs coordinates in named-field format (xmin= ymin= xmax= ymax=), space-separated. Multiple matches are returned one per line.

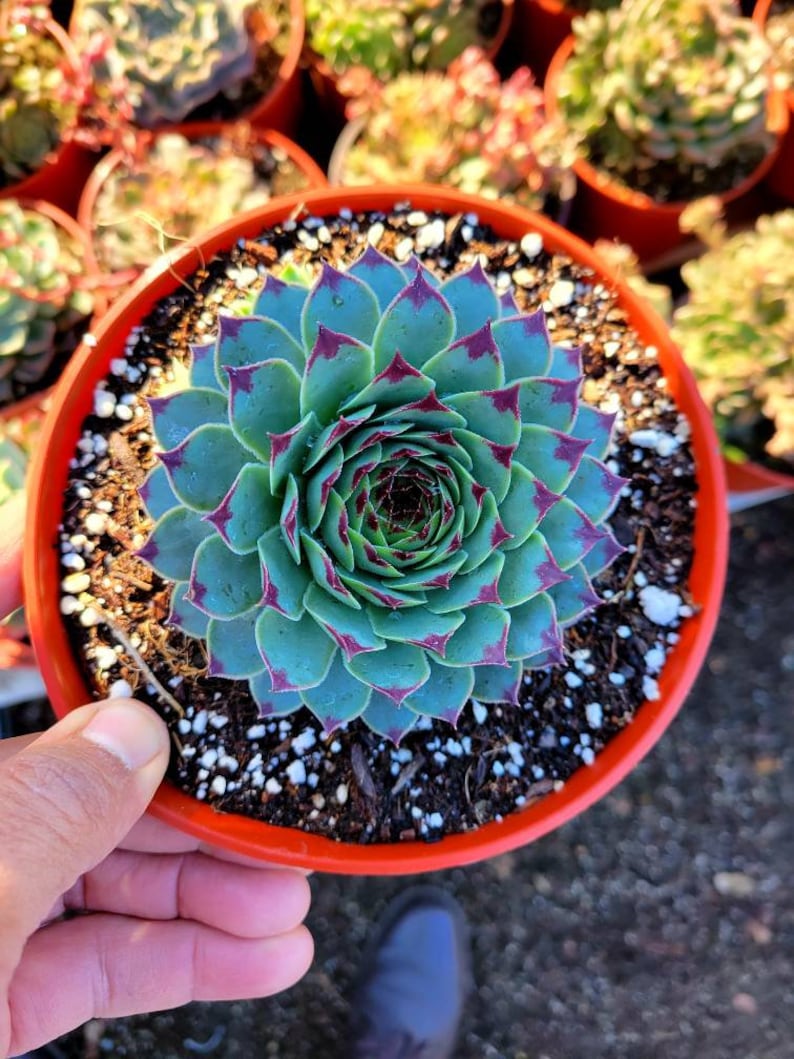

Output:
xmin=0 ymin=699 xmax=169 ymax=968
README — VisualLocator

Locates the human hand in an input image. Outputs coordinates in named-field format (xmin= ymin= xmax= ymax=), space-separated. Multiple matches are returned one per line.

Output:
xmin=0 ymin=496 xmax=314 ymax=1056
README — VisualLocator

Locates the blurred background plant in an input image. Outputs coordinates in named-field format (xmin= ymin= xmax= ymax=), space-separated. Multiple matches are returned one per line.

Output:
xmin=0 ymin=1 xmax=77 ymax=186
xmin=0 ymin=200 xmax=93 ymax=407
xmin=556 ymin=0 xmax=774 ymax=200
xmin=335 ymin=47 xmax=578 ymax=214
xmin=88 ymin=128 xmax=312 ymax=278
xmin=763 ymin=4 xmax=794 ymax=91
xmin=672 ymin=198 xmax=794 ymax=471
xmin=306 ymin=0 xmax=504 ymax=81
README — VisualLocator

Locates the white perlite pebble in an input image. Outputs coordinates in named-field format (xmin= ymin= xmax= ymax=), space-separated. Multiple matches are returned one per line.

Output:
xmin=108 ymin=679 xmax=133 ymax=699
xmin=291 ymin=728 xmax=316 ymax=753
xmin=639 ymin=585 xmax=682 ymax=627
xmin=84 ymin=512 xmax=108 ymax=536
xmin=416 ymin=219 xmax=445 ymax=249
xmin=265 ymin=778 xmax=282 ymax=795
xmin=628 ymin=428 xmax=680 ymax=457
xmin=246 ymin=724 xmax=267 ymax=740
xmin=585 ymin=702 xmax=603 ymax=728
xmin=643 ymin=675 xmax=661 ymax=701
xmin=61 ymin=571 xmax=91 ymax=594
xmin=93 ymin=645 xmax=118 ymax=671
xmin=520 ymin=232 xmax=543 ymax=258
xmin=210 ymin=776 xmax=227 ymax=796
xmin=93 ymin=389 xmax=116 ymax=418
xmin=472 ymin=700 xmax=488 ymax=724
xmin=286 ymin=760 xmax=307 ymax=786
xmin=335 ymin=783 xmax=349 ymax=805
xmin=548 ymin=280 xmax=575 ymax=307
xmin=427 ymin=812 xmax=444 ymax=828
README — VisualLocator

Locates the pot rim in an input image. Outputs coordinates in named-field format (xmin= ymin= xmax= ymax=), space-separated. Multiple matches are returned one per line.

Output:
xmin=23 ymin=184 xmax=729 ymax=874
xmin=544 ymin=34 xmax=790 ymax=216
xmin=76 ymin=122 xmax=327 ymax=283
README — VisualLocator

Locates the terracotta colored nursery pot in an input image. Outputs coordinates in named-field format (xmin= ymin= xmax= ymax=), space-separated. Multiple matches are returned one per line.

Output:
xmin=305 ymin=0 xmax=515 ymax=125
xmin=0 ymin=19 xmax=95 ymax=217
xmin=24 ymin=185 xmax=729 ymax=875
xmin=513 ymin=0 xmax=574 ymax=82
xmin=544 ymin=36 xmax=790 ymax=264
xmin=76 ymin=122 xmax=328 ymax=295
xmin=753 ymin=0 xmax=794 ymax=204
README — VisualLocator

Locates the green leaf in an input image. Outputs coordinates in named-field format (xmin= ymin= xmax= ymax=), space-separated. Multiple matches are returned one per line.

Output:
xmin=258 ymin=524 xmax=311 ymax=619
xmin=471 ymin=660 xmax=522 ymax=704
xmin=139 ymin=464 xmax=178 ymax=521
xmin=505 ymin=592 xmax=559 ymax=661
xmin=581 ymin=526 xmax=624 ymax=577
xmin=305 ymin=444 xmax=344 ymax=532
xmin=497 ymin=461 xmax=558 ymax=550
xmin=303 ymin=583 xmax=385 ymax=659
xmin=439 ymin=261 xmax=501 ymax=339
xmin=207 ymin=611 xmax=264 ymax=678
xmin=547 ymin=562 xmax=601 ymax=627
xmin=300 ymin=652 xmax=372 ymax=733
xmin=360 ymin=692 xmax=418 ymax=743
xmin=445 ymin=385 xmax=521 ymax=447
xmin=514 ymin=425 xmax=588 ymax=495
xmin=320 ymin=488 xmax=354 ymax=571
xmin=453 ymin=428 xmax=513 ymax=502
xmin=279 ymin=473 xmax=302 ymax=563
xmin=148 ymin=388 xmax=227 ymax=450
xmin=302 ymin=532 xmax=361 ymax=609
xmin=346 ymin=641 xmax=431 ymax=704
xmin=347 ymin=245 xmax=407 ymax=310
xmin=565 ymin=455 xmax=627 ymax=523
xmin=548 ymin=344 xmax=582 ymax=380
xmin=517 ymin=377 xmax=580 ymax=432
xmin=425 ymin=552 xmax=504 ymax=614
xmin=255 ymin=608 xmax=336 ymax=691
xmin=341 ymin=352 xmax=434 ymax=413
xmin=188 ymin=341 xmax=223 ymax=391
xmin=491 ymin=311 xmax=553 ymax=381
xmin=249 ymin=671 xmax=303 ymax=718
xmin=269 ymin=412 xmax=320 ymax=496
xmin=538 ymin=496 xmax=607 ymax=570
xmin=167 ymin=581 xmax=209 ymax=638
xmin=301 ymin=263 xmax=380 ymax=349
xmin=370 ymin=606 xmax=465 ymax=656
xmin=188 ymin=535 xmax=263 ymax=619
xmin=215 ymin=314 xmax=305 ymax=380
xmin=137 ymin=507 xmax=213 ymax=582
xmin=439 ymin=604 xmax=510 ymax=667
xmin=227 ymin=358 xmax=302 ymax=461
xmin=253 ymin=275 xmax=309 ymax=345
xmin=160 ymin=424 xmax=250 ymax=513
xmin=570 ymin=405 xmax=616 ymax=461
xmin=372 ymin=273 xmax=455 ymax=371
xmin=498 ymin=533 xmax=569 ymax=608
xmin=421 ymin=322 xmax=504 ymax=397
xmin=458 ymin=491 xmax=511 ymax=574
xmin=303 ymin=405 xmax=375 ymax=471
xmin=206 ymin=463 xmax=281 ymax=555
xmin=402 ymin=657 xmax=474 ymax=724
xmin=300 ymin=327 xmax=375 ymax=425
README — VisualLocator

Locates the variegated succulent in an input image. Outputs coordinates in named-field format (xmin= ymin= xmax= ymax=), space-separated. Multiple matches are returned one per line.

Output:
xmin=137 ymin=249 xmax=625 ymax=741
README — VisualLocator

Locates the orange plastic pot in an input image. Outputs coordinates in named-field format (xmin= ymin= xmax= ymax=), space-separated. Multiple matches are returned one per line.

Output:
xmin=76 ymin=122 xmax=327 ymax=297
xmin=24 ymin=185 xmax=729 ymax=874
xmin=544 ymin=36 xmax=790 ymax=264
xmin=513 ymin=0 xmax=574 ymax=81
xmin=753 ymin=0 xmax=794 ymax=203
xmin=305 ymin=0 xmax=515 ymax=125
xmin=0 ymin=20 xmax=94 ymax=217
xmin=725 ymin=456 xmax=794 ymax=508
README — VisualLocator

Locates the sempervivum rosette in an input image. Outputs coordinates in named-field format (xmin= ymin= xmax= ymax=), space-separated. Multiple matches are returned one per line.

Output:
xmin=137 ymin=248 xmax=626 ymax=742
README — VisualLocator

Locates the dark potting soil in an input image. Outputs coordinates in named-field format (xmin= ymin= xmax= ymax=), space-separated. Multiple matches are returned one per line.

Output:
xmin=57 ymin=205 xmax=696 ymax=845
xmin=587 ymin=142 xmax=769 ymax=205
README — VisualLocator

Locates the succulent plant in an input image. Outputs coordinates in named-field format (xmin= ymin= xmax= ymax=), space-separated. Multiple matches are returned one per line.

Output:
xmin=136 ymin=248 xmax=626 ymax=741
xmin=0 ymin=6 xmax=77 ymax=185
xmin=0 ymin=201 xmax=93 ymax=405
xmin=72 ymin=0 xmax=261 ymax=127
xmin=557 ymin=0 xmax=774 ymax=183
xmin=91 ymin=132 xmax=306 ymax=275
xmin=306 ymin=0 xmax=502 ymax=81
xmin=672 ymin=202 xmax=794 ymax=469
xmin=340 ymin=48 xmax=578 ymax=214
xmin=764 ymin=9 xmax=794 ymax=92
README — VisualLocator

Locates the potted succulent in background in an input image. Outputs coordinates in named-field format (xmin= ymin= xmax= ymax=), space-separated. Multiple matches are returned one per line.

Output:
xmin=0 ymin=2 xmax=94 ymax=213
xmin=77 ymin=122 xmax=327 ymax=300
xmin=671 ymin=197 xmax=794 ymax=503
xmin=304 ymin=0 xmax=514 ymax=121
xmin=754 ymin=0 xmax=794 ymax=202
xmin=512 ymin=0 xmax=618 ymax=82
xmin=328 ymin=47 xmax=578 ymax=222
xmin=69 ymin=0 xmax=305 ymax=136
xmin=0 ymin=198 xmax=95 ymax=410
xmin=546 ymin=0 xmax=788 ymax=262
xmin=25 ymin=185 xmax=727 ymax=874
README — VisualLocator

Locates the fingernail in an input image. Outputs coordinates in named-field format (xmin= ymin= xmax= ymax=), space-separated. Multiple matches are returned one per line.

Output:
xmin=82 ymin=701 xmax=167 ymax=769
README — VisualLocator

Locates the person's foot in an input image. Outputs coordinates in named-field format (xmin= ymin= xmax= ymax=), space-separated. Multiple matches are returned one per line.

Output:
xmin=349 ymin=886 xmax=472 ymax=1059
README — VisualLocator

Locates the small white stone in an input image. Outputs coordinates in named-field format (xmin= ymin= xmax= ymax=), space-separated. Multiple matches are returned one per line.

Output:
xmin=335 ymin=783 xmax=349 ymax=805
xmin=84 ymin=512 xmax=108 ymax=536
xmin=115 ymin=404 xmax=133 ymax=422
xmin=394 ymin=237 xmax=414 ymax=262
xmin=60 ymin=595 xmax=84 ymax=616
xmin=367 ymin=222 xmax=385 ymax=246
xmin=645 ymin=646 xmax=666 ymax=672
xmin=548 ymin=279 xmax=575 ymax=307
xmin=585 ymin=702 xmax=603 ymax=728
xmin=286 ymin=759 xmax=307 ymax=786
xmin=643 ymin=675 xmax=661 ymax=701
xmin=79 ymin=607 xmax=100 ymax=628
xmin=177 ymin=718 xmax=192 ymax=735
xmin=61 ymin=552 xmax=86 ymax=571
xmin=192 ymin=710 xmax=209 ymax=735
xmin=427 ymin=812 xmax=444 ymax=828
xmin=265 ymin=778 xmax=283 ymax=795
xmin=61 ymin=572 xmax=91 ymax=594
xmin=564 ymin=671 xmax=583 ymax=689
xmin=108 ymin=679 xmax=133 ymax=699
xmin=93 ymin=389 xmax=116 ymax=418
xmin=246 ymin=724 xmax=267 ymax=740
xmin=200 ymin=749 xmax=218 ymax=769
xmin=406 ymin=210 xmax=428 ymax=226
xmin=292 ymin=728 xmax=317 ymax=753
xmin=616 ymin=625 xmax=631 ymax=639
xmin=520 ymin=232 xmax=543 ymax=258
xmin=415 ymin=218 xmax=445 ymax=250
xmin=608 ymin=672 xmax=626 ymax=687
xmin=639 ymin=585 xmax=682 ymax=627
xmin=581 ymin=747 xmax=596 ymax=766
xmin=472 ymin=700 xmax=488 ymax=725
xmin=210 ymin=776 xmax=227 ymax=796
xmin=93 ymin=645 xmax=118 ymax=671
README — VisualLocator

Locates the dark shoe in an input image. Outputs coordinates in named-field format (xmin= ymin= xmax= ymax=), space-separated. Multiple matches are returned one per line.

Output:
xmin=349 ymin=886 xmax=472 ymax=1059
